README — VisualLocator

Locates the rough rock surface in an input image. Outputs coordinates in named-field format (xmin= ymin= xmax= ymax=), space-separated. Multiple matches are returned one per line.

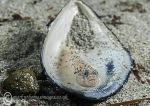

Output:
xmin=2 ymin=68 xmax=39 ymax=95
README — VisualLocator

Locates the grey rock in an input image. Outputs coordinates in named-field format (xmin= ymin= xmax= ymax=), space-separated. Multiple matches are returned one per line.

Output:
xmin=3 ymin=68 xmax=39 ymax=95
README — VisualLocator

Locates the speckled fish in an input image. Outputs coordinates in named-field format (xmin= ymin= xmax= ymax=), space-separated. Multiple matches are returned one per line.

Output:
xmin=41 ymin=0 xmax=132 ymax=100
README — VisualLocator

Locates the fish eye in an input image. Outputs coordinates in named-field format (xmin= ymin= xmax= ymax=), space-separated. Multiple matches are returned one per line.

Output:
xmin=83 ymin=70 xmax=89 ymax=77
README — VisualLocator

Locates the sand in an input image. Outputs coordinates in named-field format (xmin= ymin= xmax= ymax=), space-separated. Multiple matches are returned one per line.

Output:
xmin=0 ymin=0 xmax=150 ymax=105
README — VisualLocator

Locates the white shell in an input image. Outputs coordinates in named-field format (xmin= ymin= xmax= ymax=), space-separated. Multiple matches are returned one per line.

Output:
xmin=42 ymin=0 xmax=132 ymax=100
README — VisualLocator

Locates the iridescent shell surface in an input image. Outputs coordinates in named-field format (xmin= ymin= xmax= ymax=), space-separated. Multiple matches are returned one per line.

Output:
xmin=41 ymin=0 xmax=132 ymax=100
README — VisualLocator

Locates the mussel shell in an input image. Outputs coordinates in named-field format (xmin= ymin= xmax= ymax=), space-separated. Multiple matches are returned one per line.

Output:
xmin=41 ymin=0 xmax=133 ymax=100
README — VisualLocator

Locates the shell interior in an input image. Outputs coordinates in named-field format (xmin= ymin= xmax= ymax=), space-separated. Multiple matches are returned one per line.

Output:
xmin=42 ymin=0 xmax=132 ymax=100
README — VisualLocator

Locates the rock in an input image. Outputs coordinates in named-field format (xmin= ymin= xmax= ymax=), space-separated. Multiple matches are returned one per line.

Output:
xmin=3 ymin=68 xmax=39 ymax=95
